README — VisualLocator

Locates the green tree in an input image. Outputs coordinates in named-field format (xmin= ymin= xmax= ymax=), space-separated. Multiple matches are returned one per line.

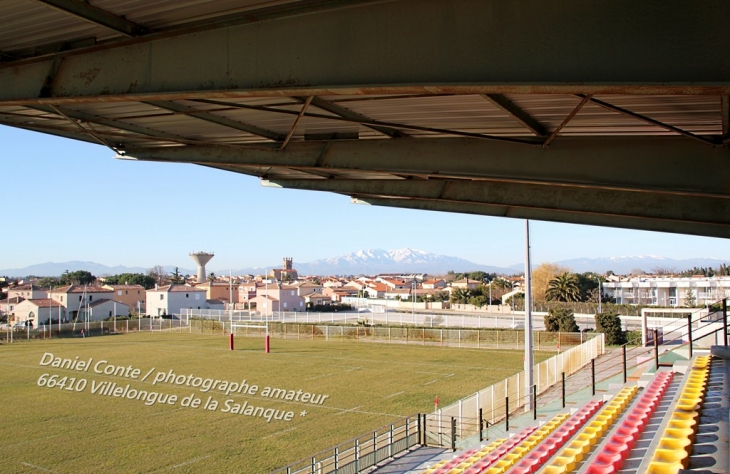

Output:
xmin=545 ymin=273 xmax=581 ymax=302
xmin=450 ymin=288 xmax=471 ymax=304
xmin=595 ymin=311 xmax=626 ymax=345
xmin=103 ymin=273 xmax=156 ymax=289
xmin=544 ymin=307 xmax=580 ymax=332
xmin=207 ymin=272 xmax=216 ymax=282
xmin=37 ymin=276 xmax=60 ymax=288
xmin=468 ymin=295 xmax=488 ymax=308
xmin=59 ymin=270 xmax=95 ymax=285
xmin=684 ymin=289 xmax=696 ymax=307
xmin=170 ymin=267 xmax=184 ymax=284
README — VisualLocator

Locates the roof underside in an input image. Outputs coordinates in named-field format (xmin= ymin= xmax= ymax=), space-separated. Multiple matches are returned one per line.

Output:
xmin=2 ymin=0 xmax=730 ymax=238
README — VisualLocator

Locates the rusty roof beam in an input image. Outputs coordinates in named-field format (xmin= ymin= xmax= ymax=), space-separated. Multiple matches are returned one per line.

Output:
xmin=33 ymin=0 xmax=149 ymax=37
xmin=577 ymin=94 xmax=718 ymax=146
xmin=295 ymin=96 xmax=409 ymax=138
xmin=195 ymin=99 xmax=540 ymax=146
xmin=143 ymin=100 xmax=284 ymax=142
xmin=481 ymin=94 xmax=548 ymax=137
xmin=722 ymin=96 xmax=729 ymax=143
xmin=542 ymin=95 xmax=592 ymax=148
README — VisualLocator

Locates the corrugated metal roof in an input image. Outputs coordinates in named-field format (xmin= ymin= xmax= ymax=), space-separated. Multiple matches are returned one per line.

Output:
xmin=0 ymin=0 xmax=303 ymax=58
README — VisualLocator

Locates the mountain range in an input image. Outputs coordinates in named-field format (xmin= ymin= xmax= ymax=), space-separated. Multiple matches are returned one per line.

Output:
xmin=1 ymin=250 xmax=728 ymax=278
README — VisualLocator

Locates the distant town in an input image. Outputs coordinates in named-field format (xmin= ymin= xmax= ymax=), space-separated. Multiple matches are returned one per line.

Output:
xmin=2 ymin=252 xmax=730 ymax=330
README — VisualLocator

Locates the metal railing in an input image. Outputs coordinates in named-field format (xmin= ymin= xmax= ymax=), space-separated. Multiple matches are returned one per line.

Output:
xmin=271 ymin=416 xmax=420 ymax=474
xmin=430 ymin=333 xmax=604 ymax=444
xmin=0 ymin=318 xmax=189 ymax=342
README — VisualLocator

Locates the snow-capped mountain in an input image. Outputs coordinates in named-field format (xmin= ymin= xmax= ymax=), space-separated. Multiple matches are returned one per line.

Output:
xmin=295 ymin=248 xmax=513 ymax=275
xmin=551 ymin=256 xmax=730 ymax=274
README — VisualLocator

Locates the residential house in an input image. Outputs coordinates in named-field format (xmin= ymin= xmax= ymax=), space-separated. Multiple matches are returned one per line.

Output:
xmin=364 ymin=282 xmax=388 ymax=299
xmin=422 ymin=279 xmax=447 ymax=289
xmin=291 ymin=281 xmax=324 ymax=296
xmin=102 ymin=284 xmax=146 ymax=313
xmin=602 ymin=276 xmax=730 ymax=307
xmin=194 ymin=281 xmax=238 ymax=304
xmin=7 ymin=284 xmax=47 ymax=300
xmin=50 ymin=285 xmax=114 ymax=320
xmin=251 ymin=284 xmax=305 ymax=315
xmin=322 ymin=286 xmax=358 ymax=302
xmin=87 ymin=299 xmax=130 ymax=321
xmin=384 ymin=288 xmax=412 ymax=300
xmin=450 ymin=278 xmax=481 ymax=290
xmin=0 ymin=296 xmax=24 ymax=317
xmin=377 ymin=278 xmax=411 ymax=290
xmin=303 ymin=292 xmax=332 ymax=308
xmin=11 ymin=299 xmax=64 ymax=326
xmin=145 ymin=284 xmax=207 ymax=317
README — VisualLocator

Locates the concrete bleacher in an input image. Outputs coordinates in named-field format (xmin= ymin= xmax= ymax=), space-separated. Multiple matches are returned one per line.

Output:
xmin=373 ymin=345 xmax=730 ymax=474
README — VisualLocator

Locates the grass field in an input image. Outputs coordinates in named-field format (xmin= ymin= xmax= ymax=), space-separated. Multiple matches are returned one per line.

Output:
xmin=0 ymin=332 xmax=551 ymax=473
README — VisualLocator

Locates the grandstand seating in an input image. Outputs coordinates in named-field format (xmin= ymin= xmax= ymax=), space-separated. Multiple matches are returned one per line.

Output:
xmin=508 ymin=400 xmax=604 ymax=474
xmin=644 ymin=355 xmax=711 ymax=474
xmin=539 ymin=385 xmax=639 ymax=473
xmin=421 ymin=426 xmax=536 ymax=474
xmin=414 ymin=353 xmax=721 ymax=474
xmin=584 ymin=370 xmax=674 ymax=473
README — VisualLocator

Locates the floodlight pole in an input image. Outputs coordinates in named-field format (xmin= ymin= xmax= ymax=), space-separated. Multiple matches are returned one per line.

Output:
xmin=524 ymin=220 xmax=534 ymax=412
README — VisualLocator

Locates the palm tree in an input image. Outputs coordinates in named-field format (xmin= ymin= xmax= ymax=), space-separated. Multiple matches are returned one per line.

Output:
xmin=545 ymin=272 xmax=581 ymax=302
xmin=450 ymin=287 xmax=471 ymax=304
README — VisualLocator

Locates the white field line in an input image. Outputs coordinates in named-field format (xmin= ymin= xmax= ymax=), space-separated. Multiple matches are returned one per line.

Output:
xmin=384 ymin=391 xmax=404 ymax=399
xmin=149 ymin=407 xmax=186 ymax=417
xmin=306 ymin=372 xmax=336 ymax=380
xmin=167 ymin=455 xmax=211 ymax=470
xmin=1 ymin=434 xmax=60 ymax=450
xmin=423 ymin=379 xmax=438 ymax=386
xmin=335 ymin=405 xmax=363 ymax=416
xmin=262 ymin=427 xmax=298 ymax=439
xmin=21 ymin=462 xmax=56 ymax=473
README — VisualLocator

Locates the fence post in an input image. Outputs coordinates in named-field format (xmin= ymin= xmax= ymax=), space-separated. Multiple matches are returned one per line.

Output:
xmin=687 ymin=315 xmax=693 ymax=359
xmin=533 ymin=384 xmax=537 ymax=420
xmin=623 ymin=345 xmax=627 ymax=384
xmin=561 ymin=372 xmax=566 ymax=408
xmin=654 ymin=329 xmax=660 ymax=370
xmin=355 ymin=439 xmax=359 ymax=472
xmin=723 ymin=298 xmax=728 ymax=347
xmin=591 ymin=358 xmax=596 ymax=396
xmin=311 ymin=457 xmax=315 ymax=474
xmin=334 ymin=447 xmax=338 ymax=471
xmin=505 ymin=397 xmax=509 ymax=431
xmin=479 ymin=408 xmax=484 ymax=442
xmin=451 ymin=417 xmax=456 ymax=451
xmin=389 ymin=424 xmax=394 ymax=458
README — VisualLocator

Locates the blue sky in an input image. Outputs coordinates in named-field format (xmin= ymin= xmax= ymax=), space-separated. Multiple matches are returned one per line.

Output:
xmin=3 ymin=125 xmax=730 ymax=272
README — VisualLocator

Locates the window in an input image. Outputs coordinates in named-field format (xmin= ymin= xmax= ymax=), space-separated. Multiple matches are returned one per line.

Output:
xmin=283 ymin=302 xmax=288 ymax=308
xmin=291 ymin=291 xmax=295 ymax=296
xmin=118 ymin=291 xmax=122 ymax=296
xmin=160 ymin=294 xmax=164 ymax=300
xmin=89 ymin=295 xmax=93 ymax=301
xmin=186 ymin=294 xmax=189 ymax=298
xmin=195 ymin=294 xmax=200 ymax=300
xmin=300 ymin=302 xmax=303 ymax=307
xmin=79 ymin=296 xmax=82 ymax=301
xmin=125 ymin=290 xmax=128 ymax=295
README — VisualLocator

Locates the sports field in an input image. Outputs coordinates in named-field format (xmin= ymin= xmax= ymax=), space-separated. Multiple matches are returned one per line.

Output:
xmin=0 ymin=332 xmax=550 ymax=473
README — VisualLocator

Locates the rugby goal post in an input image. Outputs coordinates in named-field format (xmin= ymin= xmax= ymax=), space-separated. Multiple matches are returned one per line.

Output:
xmin=231 ymin=316 xmax=271 ymax=353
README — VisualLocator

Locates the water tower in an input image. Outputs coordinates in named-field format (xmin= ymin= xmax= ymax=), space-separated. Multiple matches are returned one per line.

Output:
xmin=189 ymin=252 xmax=214 ymax=283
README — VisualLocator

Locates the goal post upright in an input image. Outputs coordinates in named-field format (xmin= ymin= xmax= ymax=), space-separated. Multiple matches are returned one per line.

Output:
xmin=230 ymin=316 xmax=271 ymax=354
